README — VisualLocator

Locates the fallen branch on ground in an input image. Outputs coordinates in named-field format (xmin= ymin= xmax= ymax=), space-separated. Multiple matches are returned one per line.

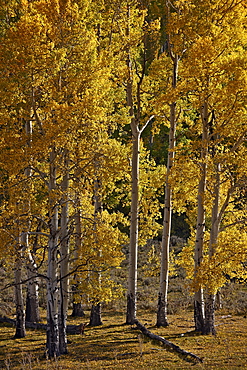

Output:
xmin=134 ymin=319 xmax=203 ymax=364
xmin=0 ymin=316 xmax=84 ymax=334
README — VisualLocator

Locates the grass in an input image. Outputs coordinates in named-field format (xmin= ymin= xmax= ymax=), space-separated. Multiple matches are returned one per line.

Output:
xmin=1 ymin=309 xmax=247 ymax=369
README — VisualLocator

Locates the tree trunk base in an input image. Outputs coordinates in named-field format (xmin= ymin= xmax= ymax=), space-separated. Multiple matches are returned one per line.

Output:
xmin=194 ymin=300 xmax=205 ymax=333
xmin=204 ymin=294 xmax=216 ymax=335
xmin=14 ymin=305 xmax=26 ymax=338
xmin=156 ymin=293 xmax=169 ymax=327
xmin=126 ymin=293 xmax=136 ymax=325
xmin=26 ymin=294 xmax=40 ymax=323
xmin=71 ymin=303 xmax=85 ymax=317
xmin=89 ymin=303 xmax=102 ymax=326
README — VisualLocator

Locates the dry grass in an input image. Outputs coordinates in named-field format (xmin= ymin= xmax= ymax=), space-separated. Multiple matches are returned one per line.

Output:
xmin=1 ymin=309 xmax=247 ymax=369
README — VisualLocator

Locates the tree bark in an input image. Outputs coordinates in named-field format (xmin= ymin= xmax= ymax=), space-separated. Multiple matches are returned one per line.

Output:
xmin=71 ymin=206 xmax=85 ymax=318
xmin=125 ymin=5 xmax=153 ymax=324
xmin=125 ymin=6 xmax=140 ymax=323
xmin=157 ymin=53 xmax=178 ymax=327
xmin=89 ymin=303 xmax=102 ymax=326
xmin=194 ymin=290 xmax=205 ymax=333
xmin=126 ymin=129 xmax=140 ymax=324
xmin=14 ymin=256 xmax=26 ymax=339
xmin=204 ymin=161 xmax=220 ymax=335
xmin=89 ymin=161 xmax=103 ymax=327
xmin=26 ymin=252 xmax=40 ymax=323
xmin=71 ymin=302 xmax=85 ymax=317
xmin=58 ymin=150 xmax=70 ymax=354
xmin=193 ymin=101 xmax=208 ymax=332
xmin=204 ymin=294 xmax=216 ymax=335
xmin=46 ymin=147 xmax=60 ymax=358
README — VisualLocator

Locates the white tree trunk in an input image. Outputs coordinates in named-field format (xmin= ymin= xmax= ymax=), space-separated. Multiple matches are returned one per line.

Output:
xmin=125 ymin=9 xmax=141 ymax=322
xmin=125 ymin=5 xmax=154 ymax=324
xmin=46 ymin=147 xmax=60 ymax=358
xmin=204 ymin=161 xmax=220 ymax=335
xmin=15 ymin=119 xmax=33 ymax=335
xmin=58 ymin=150 xmax=70 ymax=354
xmin=89 ymin=164 xmax=103 ymax=327
xmin=26 ymin=251 xmax=40 ymax=323
xmin=14 ymin=251 xmax=26 ymax=338
xmin=23 ymin=119 xmax=40 ymax=322
xmin=71 ymin=204 xmax=85 ymax=317
xmin=157 ymin=54 xmax=178 ymax=327
xmin=126 ymin=128 xmax=140 ymax=324
xmin=194 ymin=101 xmax=208 ymax=332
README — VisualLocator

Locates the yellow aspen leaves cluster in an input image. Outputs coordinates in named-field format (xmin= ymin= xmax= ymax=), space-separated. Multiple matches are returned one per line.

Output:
xmin=0 ymin=0 xmax=247 ymax=342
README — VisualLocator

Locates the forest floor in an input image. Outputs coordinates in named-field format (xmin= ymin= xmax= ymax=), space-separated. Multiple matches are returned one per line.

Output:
xmin=0 ymin=309 xmax=247 ymax=370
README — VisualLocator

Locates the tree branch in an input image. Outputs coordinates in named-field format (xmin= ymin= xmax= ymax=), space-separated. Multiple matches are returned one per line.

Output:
xmin=134 ymin=319 xmax=203 ymax=363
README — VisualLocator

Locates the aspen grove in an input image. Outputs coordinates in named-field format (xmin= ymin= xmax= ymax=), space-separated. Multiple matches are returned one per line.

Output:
xmin=0 ymin=0 xmax=247 ymax=358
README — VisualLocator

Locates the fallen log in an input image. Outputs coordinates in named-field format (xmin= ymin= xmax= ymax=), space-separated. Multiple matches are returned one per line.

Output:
xmin=0 ymin=317 xmax=15 ymax=326
xmin=134 ymin=319 xmax=203 ymax=364
xmin=0 ymin=316 xmax=84 ymax=334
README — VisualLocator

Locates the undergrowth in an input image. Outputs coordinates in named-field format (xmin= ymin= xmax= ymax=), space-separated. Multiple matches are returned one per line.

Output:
xmin=1 ymin=309 xmax=247 ymax=370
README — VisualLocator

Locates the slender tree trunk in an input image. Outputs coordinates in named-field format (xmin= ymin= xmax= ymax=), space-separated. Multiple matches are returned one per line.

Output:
xmin=58 ymin=150 xmax=70 ymax=354
xmin=126 ymin=128 xmax=140 ymax=324
xmin=14 ymin=253 xmax=26 ymax=338
xmin=46 ymin=147 xmax=60 ymax=358
xmin=157 ymin=55 xmax=178 ymax=327
xmin=15 ymin=197 xmax=28 ymax=337
xmin=24 ymin=118 xmax=40 ymax=323
xmin=89 ymin=165 xmax=103 ymax=326
xmin=88 ymin=22 xmax=103 ymax=328
xmin=26 ymin=251 xmax=40 ymax=322
xmin=194 ymin=101 xmax=209 ymax=333
xmin=125 ymin=7 xmax=140 ymax=323
xmin=204 ymin=161 xmax=220 ymax=335
xmin=125 ymin=5 xmax=154 ymax=324
xmin=26 ymin=221 xmax=42 ymax=323
xmin=71 ymin=206 xmax=85 ymax=318
xmin=215 ymin=290 xmax=222 ymax=310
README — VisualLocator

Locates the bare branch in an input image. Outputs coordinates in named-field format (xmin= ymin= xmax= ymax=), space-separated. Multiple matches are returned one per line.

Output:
xmin=220 ymin=218 xmax=247 ymax=232
xmin=139 ymin=115 xmax=155 ymax=135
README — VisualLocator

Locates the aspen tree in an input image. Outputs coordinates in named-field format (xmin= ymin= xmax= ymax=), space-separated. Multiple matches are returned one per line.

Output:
xmin=46 ymin=147 xmax=60 ymax=357
xmin=24 ymin=119 xmax=40 ymax=324
xmin=15 ymin=119 xmax=34 ymax=336
xmin=71 ymin=200 xmax=85 ymax=318
xmin=155 ymin=1 xmax=181 ymax=328
xmin=172 ymin=0 xmax=247 ymax=334
xmin=88 ymin=157 xmax=103 ymax=327
xmin=92 ymin=0 xmax=147 ymax=324
xmin=14 ymin=233 xmax=26 ymax=339
xmin=58 ymin=149 xmax=70 ymax=353
xmin=75 ymin=0 xmax=164 ymax=325
xmin=0 ymin=0 xmax=105 ymax=356
xmin=1 ymin=2 xmax=37 ymax=338
xmin=124 ymin=2 xmax=160 ymax=325
xmin=146 ymin=0 xmax=193 ymax=327
xmin=193 ymin=100 xmax=208 ymax=332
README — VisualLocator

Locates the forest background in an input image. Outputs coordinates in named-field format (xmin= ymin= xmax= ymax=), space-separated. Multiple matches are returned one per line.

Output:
xmin=0 ymin=0 xmax=247 ymax=364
